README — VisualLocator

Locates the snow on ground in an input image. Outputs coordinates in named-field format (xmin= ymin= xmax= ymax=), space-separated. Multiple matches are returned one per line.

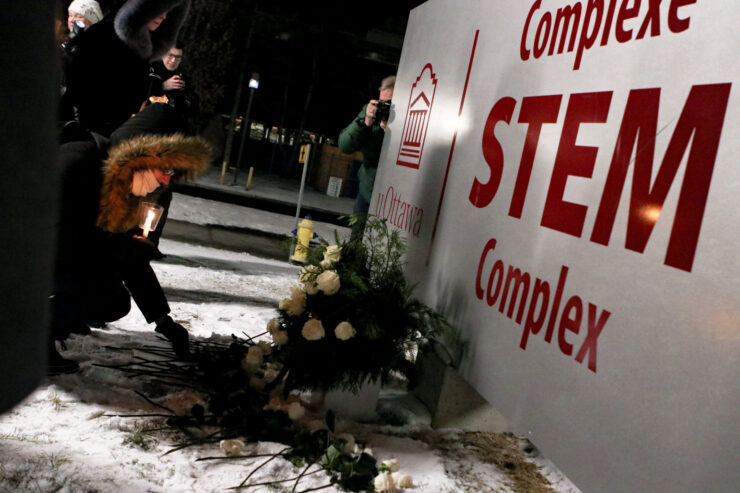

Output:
xmin=0 ymin=240 xmax=580 ymax=492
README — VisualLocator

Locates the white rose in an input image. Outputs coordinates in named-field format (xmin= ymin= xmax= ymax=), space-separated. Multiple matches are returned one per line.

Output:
xmin=320 ymin=258 xmax=333 ymax=269
xmin=393 ymin=472 xmax=414 ymax=489
xmin=382 ymin=458 xmax=400 ymax=472
xmin=324 ymin=245 xmax=342 ymax=263
xmin=335 ymin=433 xmax=355 ymax=454
xmin=287 ymin=297 xmax=305 ymax=316
xmin=263 ymin=366 xmax=280 ymax=382
xmin=304 ymin=419 xmax=327 ymax=433
xmin=266 ymin=318 xmax=281 ymax=334
xmin=304 ymin=282 xmax=319 ymax=295
xmin=285 ymin=285 xmax=307 ymax=315
xmin=242 ymin=346 xmax=263 ymax=373
xmin=286 ymin=401 xmax=306 ymax=421
xmin=278 ymin=298 xmax=290 ymax=310
xmin=374 ymin=472 xmax=395 ymax=492
xmin=301 ymin=319 xmax=325 ymax=341
xmin=316 ymin=270 xmax=340 ymax=295
xmin=284 ymin=394 xmax=301 ymax=404
xmin=362 ymin=447 xmax=374 ymax=457
xmin=334 ymin=321 xmax=356 ymax=341
xmin=264 ymin=395 xmax=283 ymax=411
xmin=272 ymin=330 xmax=289 ymax=346
xmin=249 ymin=376 xmax=265 ymax=391
xmin=257 ymin=341 xmax=272 ymax=355
xmin=219 ymin=439 xmax=244 ymax=456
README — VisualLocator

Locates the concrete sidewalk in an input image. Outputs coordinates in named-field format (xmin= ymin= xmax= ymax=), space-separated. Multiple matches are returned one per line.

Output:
xmin=162 ymin=201 xmax=352 ymax=260
xmin=177 ymin=166 xmax=355 ymax=226
xmin=162 ymin=168 xmax=354 ymax=260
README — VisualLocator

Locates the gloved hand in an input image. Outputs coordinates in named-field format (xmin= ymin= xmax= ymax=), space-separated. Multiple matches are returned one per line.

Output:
xmin=131 ymin=235 xmax=165 ymax=261
xmin=106 ymin=233 xmax=164 ymax=263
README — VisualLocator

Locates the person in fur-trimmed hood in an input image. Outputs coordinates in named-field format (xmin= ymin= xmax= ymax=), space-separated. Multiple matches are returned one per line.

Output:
xmin=63 ymin=0 xmax=191 ymax=136
xmin=51 ymin=104 xmax=210 ymax=374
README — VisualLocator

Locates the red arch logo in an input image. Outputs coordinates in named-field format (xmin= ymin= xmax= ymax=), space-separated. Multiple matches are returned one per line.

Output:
xmin=396 ymin=63 xmax=438 ymax=169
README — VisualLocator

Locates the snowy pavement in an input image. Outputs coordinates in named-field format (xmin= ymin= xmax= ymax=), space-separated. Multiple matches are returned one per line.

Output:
xmin=0 ymin=240 xmax=580 ymax=492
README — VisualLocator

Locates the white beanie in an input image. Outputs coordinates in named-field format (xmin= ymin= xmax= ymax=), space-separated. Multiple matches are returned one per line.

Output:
xmin=68 ymin=0 xmax=104 ymax=25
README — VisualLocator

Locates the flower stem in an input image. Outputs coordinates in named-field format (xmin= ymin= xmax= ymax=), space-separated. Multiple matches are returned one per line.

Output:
xmin=234 ymin=446 xmax=292 ymax=488
xmin=291 ymin=462 xmax=314 ymax=493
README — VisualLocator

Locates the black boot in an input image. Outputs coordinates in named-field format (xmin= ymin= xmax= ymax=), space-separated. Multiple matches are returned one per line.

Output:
xmin=155 ymin=316 xmax=191 ymax=358
xmin=68 ymin=322 xmax=92 ymax=335
xmin=48 ymin=344 xmax=79 ymax=376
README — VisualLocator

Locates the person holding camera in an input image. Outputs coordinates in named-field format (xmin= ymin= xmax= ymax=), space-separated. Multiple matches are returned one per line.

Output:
xmin=62 ymin=0 xmax=104 ymax=56
xmin=67 ymin=0 xmax=104 ymax=34
xmin=338 ymin=75 xmax=395 ymax=234
xmin=58 ymin=0 xmax=104 ymax=120
xmin=148 ymin=45 xmax=199 ymax=122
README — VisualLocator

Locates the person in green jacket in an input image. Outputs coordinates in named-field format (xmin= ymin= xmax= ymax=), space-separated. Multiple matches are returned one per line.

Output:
xmin=338 ymin=75 xmax=395 ymax=233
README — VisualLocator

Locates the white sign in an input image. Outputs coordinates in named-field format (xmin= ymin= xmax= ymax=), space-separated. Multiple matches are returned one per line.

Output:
xmin=372 ymin=1 xmax=740 ymax=492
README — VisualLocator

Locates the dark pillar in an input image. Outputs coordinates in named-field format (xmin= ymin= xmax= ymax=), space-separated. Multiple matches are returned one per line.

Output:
xmin=0 ymin=1 xmax=58 ymax=412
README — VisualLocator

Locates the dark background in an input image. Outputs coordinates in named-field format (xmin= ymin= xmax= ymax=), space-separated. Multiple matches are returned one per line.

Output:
xmin=93 ymin=0 xmax=427 ymax=139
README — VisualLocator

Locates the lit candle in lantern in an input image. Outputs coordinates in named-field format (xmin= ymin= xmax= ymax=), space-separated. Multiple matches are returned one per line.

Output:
xmin=142 ymin=209 xmax=156 ymax=237
xmin=137 ymin=202 xmax=164 ymax=238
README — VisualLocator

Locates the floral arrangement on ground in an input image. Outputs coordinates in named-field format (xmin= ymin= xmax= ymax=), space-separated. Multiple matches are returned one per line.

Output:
xmin=106 ymin=217 xmax=453 ymax=492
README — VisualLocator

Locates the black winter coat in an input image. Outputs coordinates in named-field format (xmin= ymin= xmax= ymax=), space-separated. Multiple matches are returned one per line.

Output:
xmin=63 ymin=0 xmax=191 ymax=136
xmin=64 ymin=21 xmax=151 ymax=136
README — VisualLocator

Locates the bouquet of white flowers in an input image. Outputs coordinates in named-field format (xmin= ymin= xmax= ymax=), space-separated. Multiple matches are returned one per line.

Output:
xmin=268 ymin=217 xmax=451 ymax=393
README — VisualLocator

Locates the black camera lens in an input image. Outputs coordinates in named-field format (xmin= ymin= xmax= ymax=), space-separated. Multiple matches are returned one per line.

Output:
xmin=375 ymin=100 xmax=391 ymax=122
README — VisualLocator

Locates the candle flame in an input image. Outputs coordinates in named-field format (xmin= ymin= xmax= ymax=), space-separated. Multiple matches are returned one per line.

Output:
xmin=142 ymin=209 xmax=155 ymax=237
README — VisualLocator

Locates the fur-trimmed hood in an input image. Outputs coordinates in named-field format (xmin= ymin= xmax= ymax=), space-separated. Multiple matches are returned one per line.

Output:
xmin=97 ymin=134 xmax=211 ymax=233
xmin=114 ymin=0 xmax=190 ymax=61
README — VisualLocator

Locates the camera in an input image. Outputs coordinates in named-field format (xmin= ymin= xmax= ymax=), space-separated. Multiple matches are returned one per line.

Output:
xmin=69 ymin=20 xmax=86 ymax=40
xmin=62 ymin=20 xmax=86 ymax=54
xmin=375 ymin=100 xmax=391 ymax=122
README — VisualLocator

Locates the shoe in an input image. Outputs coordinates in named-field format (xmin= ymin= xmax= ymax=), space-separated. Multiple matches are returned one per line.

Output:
xmin=68 ymin=323 xmax=92 ymax=335
xmin=155 ymin=316 xmax=191 ymax=358
xmin=48 ymin=346 xmax=79 ymax=376
xmin=88 ymin=321 xmax=107 ymax=329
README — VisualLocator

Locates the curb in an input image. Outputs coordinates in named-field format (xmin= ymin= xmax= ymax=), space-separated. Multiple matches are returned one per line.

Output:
xmin=176 ymin=183 xmax=350 ymax=227
xmin=162 ymin=219 xmax=292 ymax=261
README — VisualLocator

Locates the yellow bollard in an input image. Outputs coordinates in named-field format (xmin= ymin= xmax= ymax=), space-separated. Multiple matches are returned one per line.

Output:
xmin=245 ymin=166 xmax=254 ymax=190
xmin=290 ymin=217 xmax=314 ymax=263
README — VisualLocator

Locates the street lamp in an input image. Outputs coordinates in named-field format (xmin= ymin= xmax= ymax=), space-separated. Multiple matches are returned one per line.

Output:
xmin=232 ymin=72 xmax=260 ymax=185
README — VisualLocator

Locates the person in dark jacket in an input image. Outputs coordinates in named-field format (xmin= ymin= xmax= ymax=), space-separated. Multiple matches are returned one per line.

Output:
xmin=337 ymin=75 xmax=395 ymax=225
xmin=148 ymin=45 xmax=199 ymax=129
xmin=63 ymin=0 xmax=191 ymax=136
xmin=50 ymin=104 xmax=211 ymax=374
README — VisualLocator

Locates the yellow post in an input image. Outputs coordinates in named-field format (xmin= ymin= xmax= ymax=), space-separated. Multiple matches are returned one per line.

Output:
xmin=219 ymin=160 xmax=228 ymax=184
xmin=290 ymin=217 xmax=314 ymax=263
xmin=245 ymin=167 xmax=254 ymax=190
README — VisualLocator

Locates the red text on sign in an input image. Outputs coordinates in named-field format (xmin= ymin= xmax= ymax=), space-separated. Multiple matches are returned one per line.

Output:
xmin=474 ymin=238 xmax=610 ymax=372
xmin=468 ymin=83 xmax=732 ymax=272
xmin=520 ymin=0 xmax=698 ymax=70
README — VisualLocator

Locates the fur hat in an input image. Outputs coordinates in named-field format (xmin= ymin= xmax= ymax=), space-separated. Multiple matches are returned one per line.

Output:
xmin=97 ymin=133 xmax=211 ymax=233
xmin=68 ymin=0 xmax=104 ymax=25
xmin=97 ymin=103 xmax=211 ymax=233
xmin=114 ymin=0 xmax=191 ymax=61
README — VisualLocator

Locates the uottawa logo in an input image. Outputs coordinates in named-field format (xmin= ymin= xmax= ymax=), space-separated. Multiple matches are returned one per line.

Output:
xmin=396 ymin=63 xmax=438 ymax=169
